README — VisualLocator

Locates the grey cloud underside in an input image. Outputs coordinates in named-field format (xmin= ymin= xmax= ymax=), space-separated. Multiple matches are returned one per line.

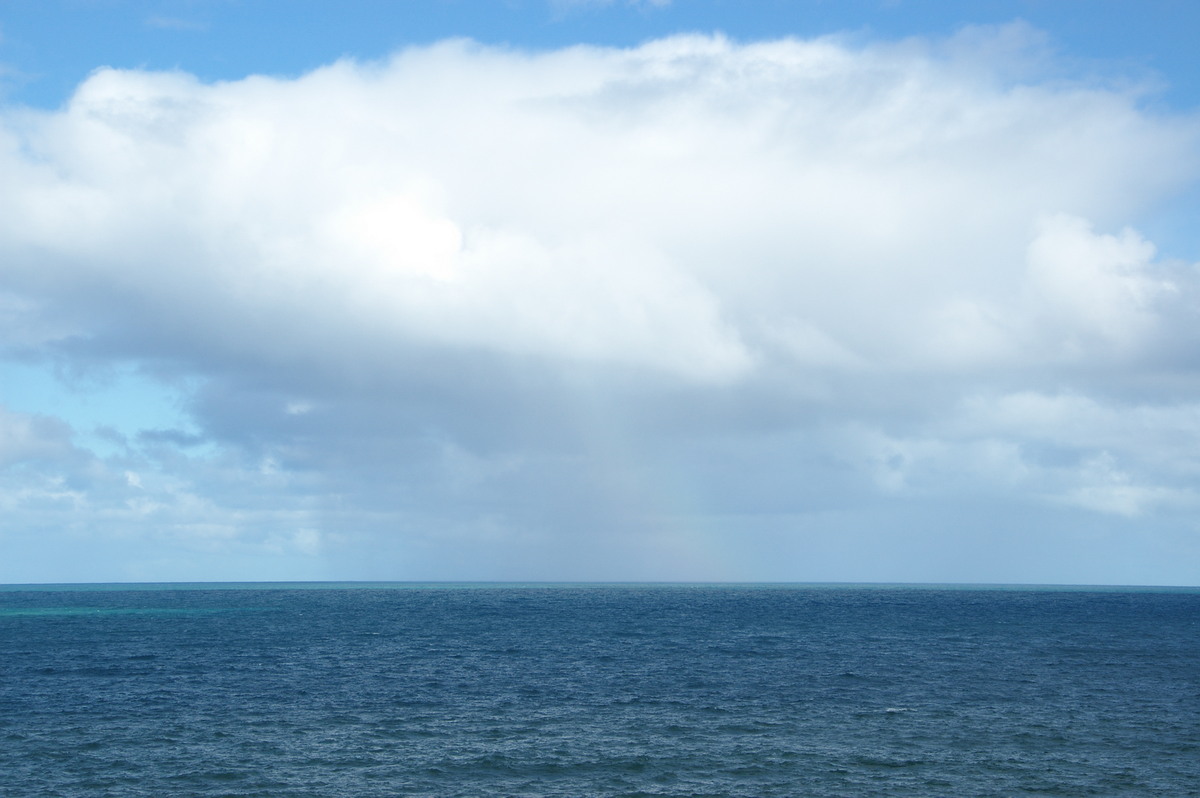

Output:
xmin=2 ymin=29 xmax=1200 ymax=582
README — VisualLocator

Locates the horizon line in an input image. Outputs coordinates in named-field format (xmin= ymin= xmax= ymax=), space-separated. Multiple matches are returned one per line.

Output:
xmin=2 ymin=580 xmax=1197 ymax=592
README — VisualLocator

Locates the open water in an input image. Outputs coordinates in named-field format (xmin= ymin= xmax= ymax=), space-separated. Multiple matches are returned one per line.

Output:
xmin=1 ymin=583 xmax=1197 ymax=797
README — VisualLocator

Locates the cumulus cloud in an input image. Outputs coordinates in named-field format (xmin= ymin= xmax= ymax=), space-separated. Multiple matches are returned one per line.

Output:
xmin=1024 ymin=214 xmax=1174 ymax=354
xmin=838 ymin=389 xmax=1200 ymax=520
xmin=0 ymin=401 xmax=331 ymax=581
xmin=2 ymin=27 xmax=1200 ymax=581
xmin=3 ymin=30 xmax=1196 ymax=384
xmin=0 ymin=405 xmax=80 ymax=468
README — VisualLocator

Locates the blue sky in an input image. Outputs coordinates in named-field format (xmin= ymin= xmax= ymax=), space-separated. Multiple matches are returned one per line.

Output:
xmin=5 ymin=1 xmax=1200 ymax=108
xmin=2 ymin=0 xmax=1199 ymax=584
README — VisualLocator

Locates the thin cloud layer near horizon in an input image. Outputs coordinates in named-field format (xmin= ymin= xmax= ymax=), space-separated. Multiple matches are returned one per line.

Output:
xmin=2 ymin=1 xmax=1200 ymax=584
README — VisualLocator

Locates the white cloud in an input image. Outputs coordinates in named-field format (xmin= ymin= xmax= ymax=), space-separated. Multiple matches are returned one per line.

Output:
xmin=1024 ymin=214 xmax=1173 ymax=354
xmin=843 ymin=390 xmax=1200 ymax=517
xmin=0 ymin=402 xmax=329 ymax=580
xmin=0 ymin=405 xmax=78 ymax=467
xmin=1060 ymin=452 xmax=1187 ymax=517
xmin=2 ymin=31 xmax=1196 ymax=387
xmin=956 ymin=391 xmax=1200 ymax=470
xmin=2 ymin=28 xmax=1200 ymax=581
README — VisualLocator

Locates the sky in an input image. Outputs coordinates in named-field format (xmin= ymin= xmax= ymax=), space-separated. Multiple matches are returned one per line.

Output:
xmin=1 ymin=1 xmax=1199 ymax=585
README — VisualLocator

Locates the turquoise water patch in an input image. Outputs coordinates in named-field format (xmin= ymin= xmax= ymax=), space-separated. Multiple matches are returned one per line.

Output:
xmin=0 ymin=606 xmax=233 ymax=617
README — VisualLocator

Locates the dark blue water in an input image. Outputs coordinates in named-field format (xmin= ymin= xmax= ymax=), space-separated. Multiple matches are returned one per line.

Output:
xmin=1 ymin=584 xmax=1197 ymax=797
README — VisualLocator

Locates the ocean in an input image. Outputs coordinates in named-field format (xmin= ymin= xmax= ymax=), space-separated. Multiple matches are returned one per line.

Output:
xmin=1 ymin=583 xmax=1197 ymax=797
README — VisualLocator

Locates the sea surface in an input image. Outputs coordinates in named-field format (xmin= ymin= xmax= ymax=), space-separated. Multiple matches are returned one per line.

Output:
xmin=1 ymin=583 xmax=1197 ymax=797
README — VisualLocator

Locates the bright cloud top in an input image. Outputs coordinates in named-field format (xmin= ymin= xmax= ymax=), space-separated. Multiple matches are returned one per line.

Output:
xmin=2 ymin=27 xmax=1200 ymax=583
xmin=3 ymin=29 xmax=1195 ymax=381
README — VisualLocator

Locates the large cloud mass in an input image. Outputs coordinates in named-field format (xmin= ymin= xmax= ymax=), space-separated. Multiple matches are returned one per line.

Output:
xmin=2 ymin=28 xmax=1199 ymax=583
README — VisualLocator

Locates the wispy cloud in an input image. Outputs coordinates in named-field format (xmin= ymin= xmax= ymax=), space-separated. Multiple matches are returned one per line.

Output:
xmin=549 ymin=0 xmax=671 ymax=13
xmin=144 ymin=15 xmax=209 ymax=32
